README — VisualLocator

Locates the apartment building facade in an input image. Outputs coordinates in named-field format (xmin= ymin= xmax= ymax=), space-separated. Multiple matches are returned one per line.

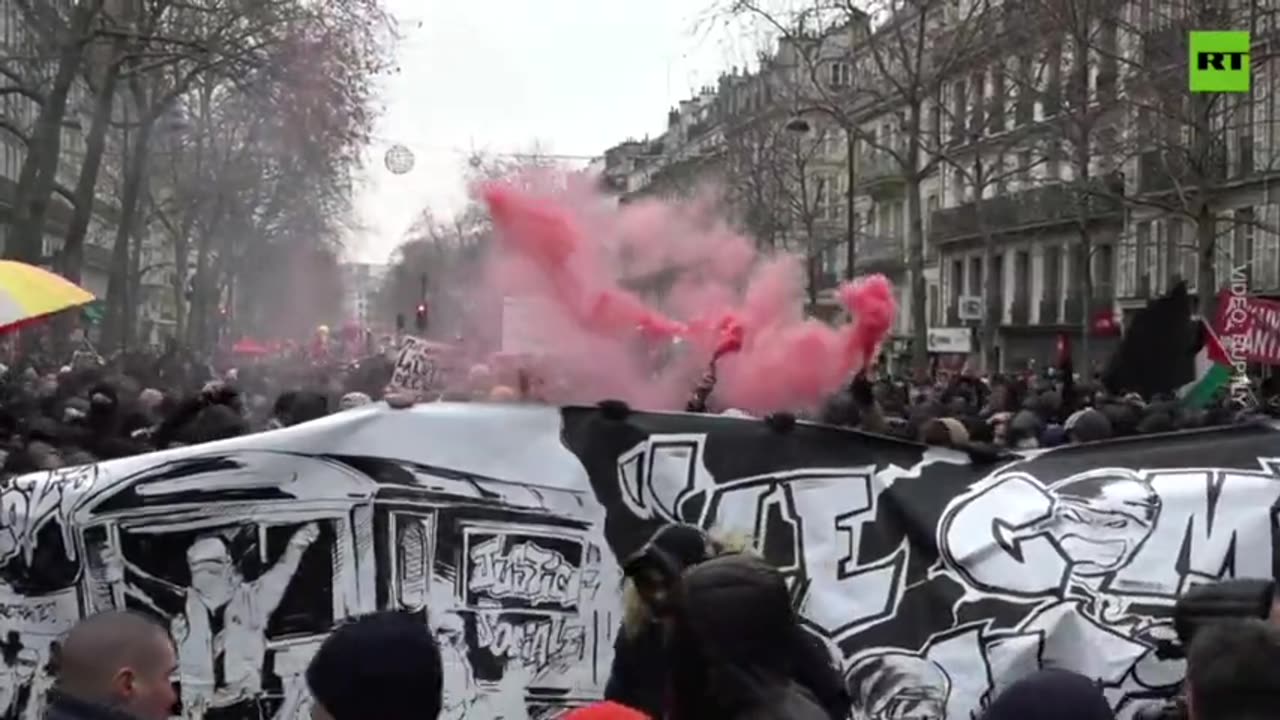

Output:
xmin=603 ymin=2 xmax=1280 ymax=369
xmin=929 ymin=3 xmax=1280 ymax=369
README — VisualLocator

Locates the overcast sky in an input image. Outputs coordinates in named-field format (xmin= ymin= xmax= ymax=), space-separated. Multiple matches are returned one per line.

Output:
xmin=348 ymin=0 xmax=760 ymax=264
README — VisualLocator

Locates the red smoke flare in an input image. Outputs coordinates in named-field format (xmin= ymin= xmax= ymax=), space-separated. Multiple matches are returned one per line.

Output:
xmin=476 ymin=177 xmax=897 ymax=413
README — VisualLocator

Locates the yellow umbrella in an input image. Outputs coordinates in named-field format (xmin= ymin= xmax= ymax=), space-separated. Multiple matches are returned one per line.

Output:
xmin=0 ymin=261 xmax=95 ymax=332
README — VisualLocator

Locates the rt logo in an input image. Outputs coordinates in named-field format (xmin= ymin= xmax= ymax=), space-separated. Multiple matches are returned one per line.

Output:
xmin=1190 ymin=31 xmax=1251 ymax=93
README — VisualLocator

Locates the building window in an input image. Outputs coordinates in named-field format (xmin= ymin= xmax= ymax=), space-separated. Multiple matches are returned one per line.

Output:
xmin=1043 ymin=246 xmax=1062 ymax=301
xmin=830 ymin=62 xmax=851 ymax=89
xmin=989 ymin=62 xmax=1006 ymax=133
xmin=992 ymin=253 xmax=1005 ymax=321
xmin=1096 ymin=20 xmax=1118 ymax=102
xmin=1045 ymin=140 xmax=1062 ymax=180
xmin=970 ymin=71 xmax=986 ymax=136
xmin=1095 ymin=244 xmax=1114 ymax=298
xmin=1043 ymin=43 xmax=1062 ymax=116
xmin=950 ymin=79 xmax=967 ymax=144
xmin=1233 ymin=207 xmax=1255 ymax=285
xmin=1141 ymin=221 xmax=1159 ymax=295
xmin=1015 ymin=251 xmax=1030 ymax=305
xmin=1015 ymin=54 xmax=1035 ymax=125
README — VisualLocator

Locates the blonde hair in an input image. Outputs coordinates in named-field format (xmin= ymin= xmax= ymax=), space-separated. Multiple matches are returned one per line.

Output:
xmin=619 ymin=529 xmax=756 ymax=638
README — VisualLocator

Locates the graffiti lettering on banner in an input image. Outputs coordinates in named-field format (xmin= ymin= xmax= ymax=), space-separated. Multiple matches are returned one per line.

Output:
xmin=388 ymin=336 xmax=448 ymax=397
xmin=0 ymin=586 xmax=78 ymax=636
xmin=0 ymin=464 xmax=99 ymax=566
xmin=474 ymin=613 xmax=586 ymax=672
xmin=464 ymin=531 xmax=583 ymax=611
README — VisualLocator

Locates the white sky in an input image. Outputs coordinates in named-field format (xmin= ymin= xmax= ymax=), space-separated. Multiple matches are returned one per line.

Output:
xmin=348 ymin=0 xmax=762 ymax=263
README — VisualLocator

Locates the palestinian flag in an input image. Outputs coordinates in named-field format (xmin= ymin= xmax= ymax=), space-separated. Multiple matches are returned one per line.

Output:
xmin=81 ymin=300 xmax=105 ymax=325
xmin=1177 ymin=320 xmax=1234 ymax=407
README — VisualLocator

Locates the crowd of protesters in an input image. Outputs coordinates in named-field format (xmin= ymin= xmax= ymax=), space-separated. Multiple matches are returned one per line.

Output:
xmin=39 ymin=522 xmax=1280 ymax=720
xmin=0 ymin=329 xmax=1273 ymax=481
xmin=0 ymin=326 xmax=1276 ymax=720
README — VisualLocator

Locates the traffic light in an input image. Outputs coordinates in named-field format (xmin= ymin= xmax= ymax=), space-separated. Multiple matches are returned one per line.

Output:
xmin=415 ymin=303 xmax=428 ymax=333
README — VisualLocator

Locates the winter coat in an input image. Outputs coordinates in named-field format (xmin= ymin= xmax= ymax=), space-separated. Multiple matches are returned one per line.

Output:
xmin=44 ymin=690 xmax=143 ymax=720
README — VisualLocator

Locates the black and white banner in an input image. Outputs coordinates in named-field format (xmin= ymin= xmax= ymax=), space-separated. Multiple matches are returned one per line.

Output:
xmin=0 ymin=403 xmax=1277 ymax=720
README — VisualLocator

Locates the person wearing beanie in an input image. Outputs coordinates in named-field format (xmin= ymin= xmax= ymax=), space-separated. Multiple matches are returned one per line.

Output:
xmin=307 ymin=611 xmax=443 ymax=720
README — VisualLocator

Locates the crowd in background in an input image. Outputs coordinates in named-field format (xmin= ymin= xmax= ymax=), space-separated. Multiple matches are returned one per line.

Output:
xmin=0 ymin=332 xmax=1272 ymax=480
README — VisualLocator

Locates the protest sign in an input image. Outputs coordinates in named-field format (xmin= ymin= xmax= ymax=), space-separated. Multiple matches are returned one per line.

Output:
xmin=1 ymin=406 xmax=1278 ymax=720
xmin=387 ymin=336 xmax=449 ymax=396
xmin=1215 ymin=290 xmax=1280 ymax=365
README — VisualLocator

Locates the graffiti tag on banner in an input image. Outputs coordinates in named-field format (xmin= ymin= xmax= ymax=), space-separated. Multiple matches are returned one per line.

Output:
xmin=388 ymin=336 xmax=449 ymax=396
xmin=465 ymin=532 xmax=582 ymax=610
xmin=0 ymin=464 xmax=99 ymax=566
xmin=474 ymin=613 xmax=586 ymax=672
xmin=0 ymin=586 xmax=78 ymax=636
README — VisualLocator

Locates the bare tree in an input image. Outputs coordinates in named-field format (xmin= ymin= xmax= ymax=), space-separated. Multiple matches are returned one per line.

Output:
xmin=928 ymin=44 xmax=1054 ymax=369
xmin=771 ymin=120 xmax=840 ymax=306
xmin=721 ymin=0 xmax=996 ymax=373
xmin=145 ymin=0 xmax=393 ymax=348
xmin=3 ymin=0 xmax=104 ymax=264
xmin=721 ymin=109 xmax=791 ymax=249
xmin=1109 ymin=0 xmax=1279 ymax=318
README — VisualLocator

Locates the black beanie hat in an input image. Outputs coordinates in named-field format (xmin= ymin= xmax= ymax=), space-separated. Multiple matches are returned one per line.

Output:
xmin=648 ymin=523 xmax=713 ymax=568
xmin=306 ymin=611 xmax=443 ymax=720
xmin=623 ymin=523 xmax=714 ymax=586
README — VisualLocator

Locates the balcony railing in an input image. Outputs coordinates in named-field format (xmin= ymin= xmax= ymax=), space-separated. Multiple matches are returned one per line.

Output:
xmin=1010 ymin=297 xmax=1031 ymax=325
xmin=1040 ymin=297 xmax=1060 ymax=324
xmin=1137 ymin=146 xmax=1230 ymax=194
xmin=855 ymin=151 xmax=905 ymax=191
xmin=1064 ymin=295 xmax=1084 ymax=324
xmin=855 ymin=236 xmax=905 ymax=272
xmin=1141 ymin=23 xmax=1188 ymax=70
xmin=1059 ymin=294 xmax=1115 ymax=324
xmin=928 ymin=181 xmax=1123 ymax=244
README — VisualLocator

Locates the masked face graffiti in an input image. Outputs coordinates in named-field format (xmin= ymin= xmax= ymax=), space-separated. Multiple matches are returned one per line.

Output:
xmin=187 ymin=536 xmax=237 ymax=609
xmin=847 ymin=651 xmax=950 ymax=720
xmin=1044 ymin=471 xmax=1160 ymax=577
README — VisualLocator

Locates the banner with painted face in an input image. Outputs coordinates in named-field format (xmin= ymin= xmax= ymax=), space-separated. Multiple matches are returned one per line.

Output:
xmin=0 ymin=404 xmax=1276 ymax=720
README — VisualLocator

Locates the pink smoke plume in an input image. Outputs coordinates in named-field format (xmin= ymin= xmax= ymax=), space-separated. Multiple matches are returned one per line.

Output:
xmin=475 ymin=176 xmax=897 ymax=414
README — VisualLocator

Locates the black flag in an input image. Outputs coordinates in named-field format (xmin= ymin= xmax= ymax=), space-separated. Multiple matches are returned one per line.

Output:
xmin=1102 ymin=282 xmax=1195 ymax=398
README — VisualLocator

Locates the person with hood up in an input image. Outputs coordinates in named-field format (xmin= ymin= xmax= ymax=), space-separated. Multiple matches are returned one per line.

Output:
xmin=665 ymin=554 xmax=832 ymax=720
xmin=605 ymin=524 xmax=720 ymax=716
xmin=608 ymin=525 xmax=849 ymax=720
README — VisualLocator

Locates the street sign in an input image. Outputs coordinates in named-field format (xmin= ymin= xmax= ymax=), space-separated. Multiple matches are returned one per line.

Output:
xmin=958 ymin=296 xmax=984 ymax=321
